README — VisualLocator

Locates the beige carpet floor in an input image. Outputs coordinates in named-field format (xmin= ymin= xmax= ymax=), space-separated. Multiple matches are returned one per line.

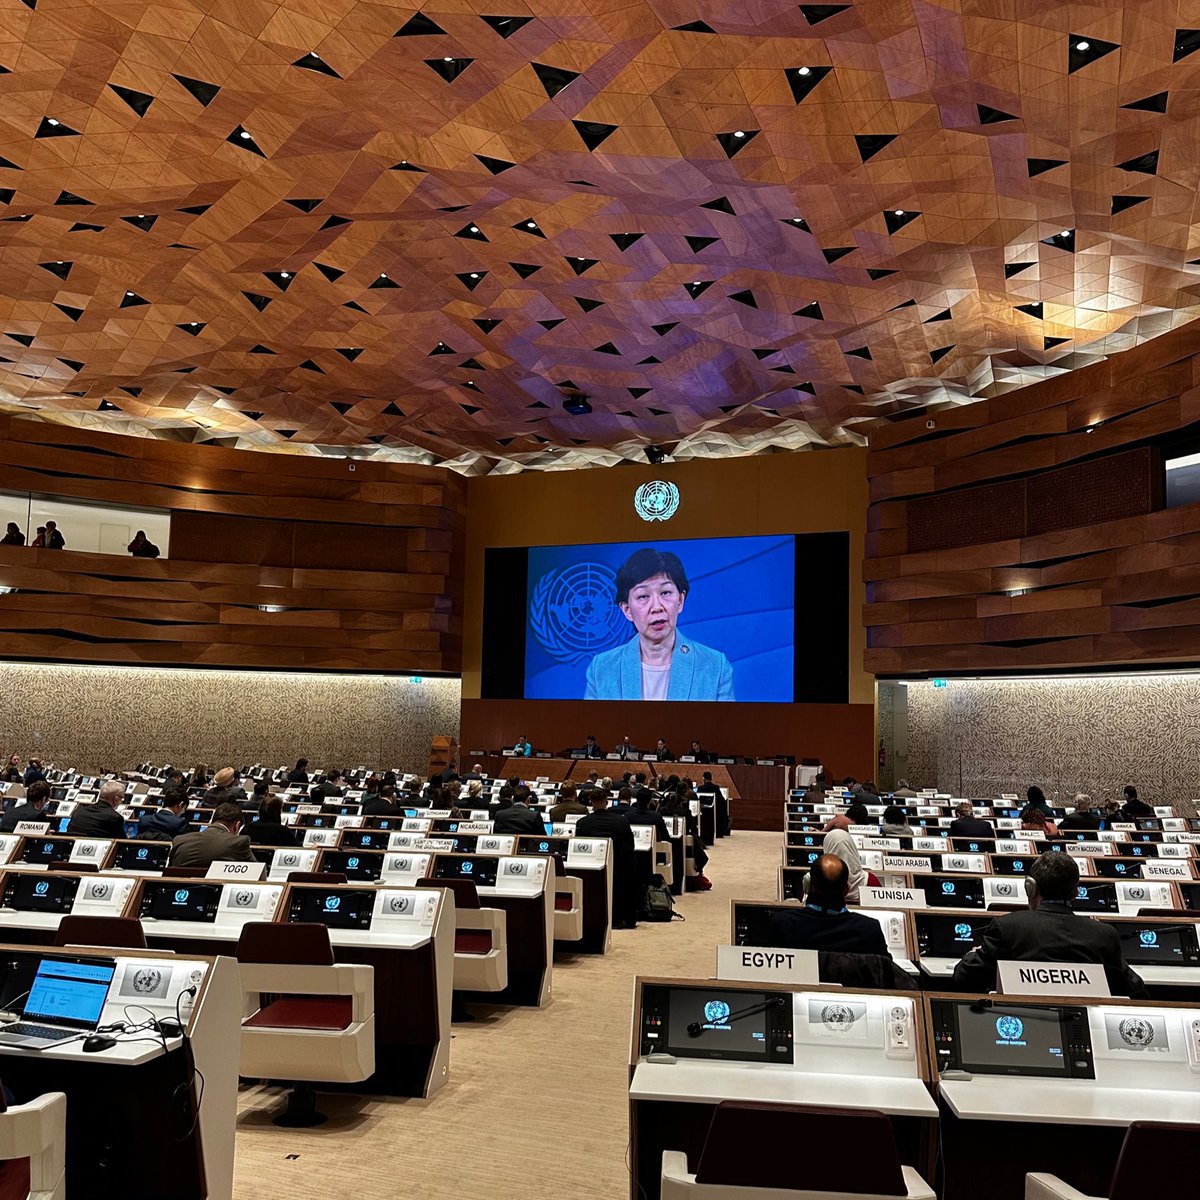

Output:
xmin=233 ymin=829 xmax=780 ymax=1200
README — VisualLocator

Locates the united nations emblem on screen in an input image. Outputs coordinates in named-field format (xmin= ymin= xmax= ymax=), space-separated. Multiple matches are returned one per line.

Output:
xmin=530 ymin=562 xmax=627 ymax=664
xmin=634 ymin=480 xmax=679 ymax=522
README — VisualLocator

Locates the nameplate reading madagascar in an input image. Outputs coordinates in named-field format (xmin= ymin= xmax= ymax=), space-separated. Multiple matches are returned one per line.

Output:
xmin=715 ymin=944 xmax=818 ymax=985
xmin=858 ymin=886 xmax=924 ymax=909
xmin=997 ymin=960 xmax=1111 ymax=997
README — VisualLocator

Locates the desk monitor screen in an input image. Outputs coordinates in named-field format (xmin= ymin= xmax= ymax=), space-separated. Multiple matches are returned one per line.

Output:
xmin=1179 ymin=883 xmax=1200 ymax=912
xmin=340 ymin=830 xmax=389 ymax=852
xmin=432 ymin=855 xmax=499 ymax=888
xmin=932 ymin=1000 xmax=1094 ymax=1079
xmin=112 ymin=841 xmax=170 ymax=871
xmin=732 ymin=904 xmax=781 ymax=947
xmin=920 ymin=875 xmax=985 ymax=908
xmin=781 ymin=868 xmax=807 ymax=901
xmin=289 ymin=887 xmax=375 ymax=930
xmin=320 ymin=850 xmax=383 ymax=882
xmin=1116 ymin=923 xmax=1200 ymax=966
xmin=522 ymin=837 xmax=570 ymax=858
xmin=639 ymin=983 xmax=794 ymax=1063
xmin=53 ymin=816 xmax=73 ymax=835
xmin=990 ymin=856 xmax=1036 ymax=877
xmin=1072 ymin=881 xmax=1119 ymax=913
xmin=915 ymin=912 xmax=992 ymax=959
xmin=141 ymin=881 xmax=222 ymax=922
xmin=4 ymin=873 xmax=81 ymax=913
xmin=786 ymin=847 xmax=821 ymax=868
xmin=21 ymin=838 xmax=72 ymax=865
xmin=1094 ymin=859 xmax=1144 ymax=879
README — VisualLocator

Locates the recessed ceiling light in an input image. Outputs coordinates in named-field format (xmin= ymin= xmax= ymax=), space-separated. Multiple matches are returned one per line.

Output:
xmin=1085 ymin=425 xmax=1095 ymax=433
xmin=279 ymin=271 xmax=289 ymax=278
xmin=47 ymin=118 xmax=59 ymax=126
xmin=470 ymin=272 xmax=479 ymax=278
xmin=1075 ymin=40 xmax=1090 ymax=51
xmin=443 ymin=56 xmax=454 ymax=62
xmin=190 ymin=321 xmax=198 ymax=326
xmin=526 ymin=221 xmax=536 ymax=228
xmin=733 ymin=130 xmax=746 ymax=138
xmin=469 ymin=225 xmax=479 ymax=233
xmin=1059 ymin=229 xmax=1071 ymax=237
xmin=692 ymin=280 xmax=701 ymax=286
xmin=239 ymin=130 xmax=251 ymax=139
xmin=379 ymin=272 xmax=387 ymax=278
xmin=308 ymin=52 xmax=320 ymax=59
xmin=125 ymin=290 xmax=134 ymax=296
xmin=797 ymin=67 xmax=811 ymax=75
xmin=894 ymin=209 xmax=904 ymax=215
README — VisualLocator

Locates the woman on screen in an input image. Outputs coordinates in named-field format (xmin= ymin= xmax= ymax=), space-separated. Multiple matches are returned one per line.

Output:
xmin=584 ymin=548 xmax=734 ymax=701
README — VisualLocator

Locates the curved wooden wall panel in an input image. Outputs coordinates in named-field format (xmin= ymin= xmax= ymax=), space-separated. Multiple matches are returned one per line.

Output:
xmin=865 ymin=315 xmax=1200 ymax=676
xmin=0 ymin=416 xmax=465 ymax=672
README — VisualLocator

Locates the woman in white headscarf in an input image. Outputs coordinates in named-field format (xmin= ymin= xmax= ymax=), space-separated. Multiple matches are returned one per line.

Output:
xmin=820 ymin=813 xmax=867 ymax=902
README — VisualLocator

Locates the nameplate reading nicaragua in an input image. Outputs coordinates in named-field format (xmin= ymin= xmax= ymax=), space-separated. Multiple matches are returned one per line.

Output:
xmin=715 ymin=944 xmax=818 ymax=984
xmin=997 ymin=960 xmax=1111 ymax=997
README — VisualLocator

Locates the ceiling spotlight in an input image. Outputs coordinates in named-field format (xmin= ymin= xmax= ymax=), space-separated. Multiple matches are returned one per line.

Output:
xmin=1085 ymin=425 xmax=1095 ymax=434
xmin=379 ymin=272 xmax=387 ymax=279
xmin=733 ymin=130 xmax=746 ymax=138
xmin=190 ymin=321 xmax=198 ymax=326
xmin=894 ymin=209 xmax=905 ymax=216
xmin=239 ymin=130 xmax=251 ymax=139
xmin=1058 ymin=229 xmax=1071 ymax=237
xmin=47 ymin=118 xmax=59 ymax=126
xmin=797 ymin=66 xmax=811 ymax=75
xmin=443 ymin=56 xmax=454 ymax=62
xmin=125 ymin=290 xmax=134 ymax=296
xmin=692 ymin=280 xmax=701 ymax=286
xmin=527 ymin=221 xmax=536 ymax=228
xmin=470 ymin=272 xmax=479 ymax=278
xmin=645 ymin=444 xmax=667 ymax=465
xmin=1075 ymin=40 xmax=1090 ymax=51
xmin=308 ymin=52 xmax=320 ymax=59
xmin=279 ymin=271 xmax=290 ymax=278
xmin=791 ymin=218 xmax=804 ymax=224
xmin=469 ymin=225 xmax=479 ymax=233
xmin=256 ymin=604 xmax=286 ymax=613
xmin=466 ymin=379 xmax=474 ymax=385
xmin=0 ymin=586 xmax=16 ymax=595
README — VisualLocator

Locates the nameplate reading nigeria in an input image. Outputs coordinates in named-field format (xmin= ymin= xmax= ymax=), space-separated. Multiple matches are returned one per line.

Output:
xmin=859 ymin=886 xmax=924 ymax=909
xmin=996 ymin=960 xmax=1111 ymax=998
xmin=715 ymin=944 xmax=818 ymax=985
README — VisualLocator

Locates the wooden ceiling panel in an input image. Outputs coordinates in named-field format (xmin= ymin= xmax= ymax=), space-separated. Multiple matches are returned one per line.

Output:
xmin=0 ymin=1 xmax=1198 ymax=472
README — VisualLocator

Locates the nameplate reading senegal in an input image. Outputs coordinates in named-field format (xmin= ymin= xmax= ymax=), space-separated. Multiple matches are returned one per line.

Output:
xmin=858 ymin=885 xmax=924 ymax=909
xmin=715 ymin=944 xmax=819 ymax=985
xmin=1144 ymin=861 xmax=1192 ymax=879
xmin=997 ymin=960 xmax=1111 ymax=997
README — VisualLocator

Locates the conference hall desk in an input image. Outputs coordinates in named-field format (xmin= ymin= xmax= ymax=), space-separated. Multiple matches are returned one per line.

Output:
xmin=628 ymin=976 xmax=937 ymax=1200
xmin=0 ymin=942 xmax=239 ymax=1200
xmin=927 ymin=991 xmax=1200 ymax=1200
xmin=1 ymin=871 xmax=457 ymax=1099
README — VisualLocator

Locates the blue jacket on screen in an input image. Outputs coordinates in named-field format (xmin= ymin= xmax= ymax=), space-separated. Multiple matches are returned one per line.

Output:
xmin=583 ymin=633 xmax=735 ymax=701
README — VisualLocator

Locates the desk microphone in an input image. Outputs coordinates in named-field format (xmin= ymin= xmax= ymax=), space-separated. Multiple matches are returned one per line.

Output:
xmin=687 ymin=995 xmax=787 ymax=1038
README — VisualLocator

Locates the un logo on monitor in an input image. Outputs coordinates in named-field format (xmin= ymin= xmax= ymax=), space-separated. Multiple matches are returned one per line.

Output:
xmin=529 ymin=562 xmax=626 ymax=665
xmin=35 ymin=880 xmax=50 ymax=896
xmin=1140 ymin=930 xmax=1158 ymax=946
xmin=174 ymin=889 xmax=189 ymax=903
xmin=703 ymin=1000 xmax=730 ymax=1026
xmin=634 ymin=480 xmax=680 ymax=522
xmin=996 ymin=1015 xmax=1024 ymax=1042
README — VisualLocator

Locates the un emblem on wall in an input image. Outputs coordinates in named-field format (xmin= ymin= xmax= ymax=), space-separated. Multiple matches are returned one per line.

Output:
xmin=530 ymin=562 xmax=627 ymax=665
xmin=634 ymin=480 xmax=680 ymax=522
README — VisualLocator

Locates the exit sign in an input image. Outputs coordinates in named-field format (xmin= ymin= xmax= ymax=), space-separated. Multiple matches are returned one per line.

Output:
xmin=932 ymin=678 xmax=949 ymax=688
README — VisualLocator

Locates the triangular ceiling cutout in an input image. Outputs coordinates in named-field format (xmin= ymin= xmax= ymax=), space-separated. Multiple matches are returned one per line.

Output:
xmin=925 ymin=308 xmax=952 ymax=322
xmin=610 ymin=232 xmax=644 ymax=250
xmin=173 ymin=74 xmax=220 ymax=106
xmin=855 ymin=134 xmax=896 ymax=162
xmin=473 ymin=318 xmax=501 ymax=333
xmin=787 ymin=66 xmax=832 ymax=103
xmin=686 ymin=235 xmax=719 ymax=252
xmin=844 ymin=345 xmax=872 ymax=360
xmin=701 ymin=196 xmax=735 ymax=215
xmin=476 ymin=154 xmax=516 ymax=174
xmin=823 ymin=246 xmax=855 ymax=263
xmin=929 ymin=345 xmax=954 ymax=363
xmin=109 ymin=85 xmax=154 ymax=116
xmin=1005 ymin=261 xmax=1036 ymax=277
xmin=314 ymin=262 xmax=343 ymax=281
xmin=799 ymin=5 xmax=849 ymax=24
xmin=729 ymin=289 xmax=757 ymax=308
xmin=1117 ymin=149 xmax=1158 ymax=175
xmin=1016 ymin=301 xmax=1044 ymax=319
xmin=1028 ymin=157 xmax=1066 ymax=177
xmin=336 ymin=347 xmax=363 ymax=361
xmin=977 ymin=104 xmax=1018 ymax=124
xmin=672 ymin=21 xmax=716 ymax=32
xmin=1068 ymin=34 xmax=1119 ymax=73
xmin=794 ymin=301 xmax=823 ymax=320
xmin=1112 ymin=194 xmax=1149 ymax=214
xmin=395 ymin=12 xmax=445 ymax=35
xmin=227 ymin=126 xmax=265 ymax=155
xmin=652 ymin=322 xmax=678 ymax=336
xmin=1044 ymin=336 xmax=1070 ymax=349
xmin=481 ymin=15 xmax=532 ymax=37
xmin=716 ymin=129 xmax=759 ymax=157
xmin=884 ymin=209 xmax=920 ymax=234
xmin=293 ymin=52 xmax=340 ymax=78
xmin=426 ymin=57 xmax=474 ymax=82
xmin=866 ymin=268 xmax=897 ymax=280
xmin=532 ymin=62 xmax=579 ymax=98
xmin=1174 ymin=29 xmax=1200 ymax=60
xmin=1122 ymin=91 xmax=1168 ymax=113
xmin=573 ymin=121 xmax=617 ymax=150
xmin=35 ymin=117 xmax=80 ymax=138
xmin=510 ymin=262 xmax=541 ymax=278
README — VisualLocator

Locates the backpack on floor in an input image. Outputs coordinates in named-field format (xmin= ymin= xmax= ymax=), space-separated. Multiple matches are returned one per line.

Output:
xmin=643 ymin=874 xmax=683 ymax=922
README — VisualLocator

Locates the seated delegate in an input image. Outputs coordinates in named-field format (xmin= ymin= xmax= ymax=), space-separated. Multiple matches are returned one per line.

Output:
xmin=952 ymin=853 xmax=1148 ymax=998
xmin=766 ymin=855 xmax=887 ymax=955
xmin=168 ymin=801 xmax=256 ymax=868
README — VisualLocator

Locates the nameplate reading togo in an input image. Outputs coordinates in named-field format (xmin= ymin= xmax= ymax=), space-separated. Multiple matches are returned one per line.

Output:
xmin=715 ymin=944 xmax=818 ymax=985
xmin=883 ymin=855 xmax=932 ymax=872
xmin=997 ymin=960 xmax=1111 ymax=998
xmin=859 ymin=886 xmax=924 ymax=909
xmin=206 ymin=860 xmax=266 ymax=881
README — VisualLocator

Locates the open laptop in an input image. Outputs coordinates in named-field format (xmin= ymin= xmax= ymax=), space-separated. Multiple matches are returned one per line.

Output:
xmin=0 ymin=955 xmax=117 ymax=1048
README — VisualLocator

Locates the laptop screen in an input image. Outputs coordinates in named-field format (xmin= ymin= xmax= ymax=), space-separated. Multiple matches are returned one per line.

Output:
xmin=23 ymin=956 xmax=117 ymax=1029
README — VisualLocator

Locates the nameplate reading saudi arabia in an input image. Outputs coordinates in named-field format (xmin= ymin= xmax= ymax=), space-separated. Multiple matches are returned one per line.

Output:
xmin=997 ymin=960 xmax=1111 ymax=998
xmin=883 ymin=855 xmax=932 ymax=873
xmin=715 ymin=944 xmax=818 ymax=985
xmin=859 ymin=885 xmax=924 ymax=910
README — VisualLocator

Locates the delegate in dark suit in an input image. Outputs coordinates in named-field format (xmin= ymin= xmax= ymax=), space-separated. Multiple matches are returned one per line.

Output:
xmin=67 ymin=800 xmax=126 ymax=839
xmin=245 ymin=819 xmax=299 ymax=847
xmin=549 ymin=797 xmax=588 ymax=822
xmin=953 ymin=901 xmax=1148 ymax=998
xmin=766 ymin=906 xmax=888 ymax=956
xmin=169 ymin=826 xmax=255 ymax=868
xmin=576 ymin=804 xmax=640 ymax=928
xmin=492 ymin=802 xmax=545 ymax=835
xmin=947 ymin=815 xmax=994 ymax=840
xmin=0 ymin=801 xmax=48 ymax=833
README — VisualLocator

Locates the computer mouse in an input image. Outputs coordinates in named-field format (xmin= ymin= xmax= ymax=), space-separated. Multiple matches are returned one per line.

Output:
xmin=82 ymin=1034 xmax=117 ymax=1053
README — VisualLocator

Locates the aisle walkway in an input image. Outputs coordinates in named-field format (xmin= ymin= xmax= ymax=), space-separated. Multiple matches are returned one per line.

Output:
xmin=233 ymin=830 xmax=780 ymax=1200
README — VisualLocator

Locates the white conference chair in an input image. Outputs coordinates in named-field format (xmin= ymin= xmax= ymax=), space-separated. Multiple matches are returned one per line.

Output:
xmin=0 ymin=1091 xmax=67 ymax=1200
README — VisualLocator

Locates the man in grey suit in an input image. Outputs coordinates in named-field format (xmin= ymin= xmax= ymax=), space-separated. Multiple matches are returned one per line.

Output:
xmin=953 ymin=853 xmax=1147 ymax=998
xmin=169 ymin=801 xmax=255 ymax=868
